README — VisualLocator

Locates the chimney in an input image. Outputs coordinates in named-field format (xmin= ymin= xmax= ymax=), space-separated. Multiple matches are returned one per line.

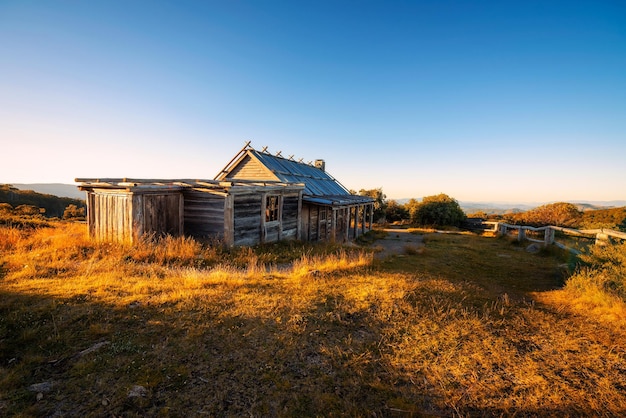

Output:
xmin=314 ymin=159 xmax=325 ymax=172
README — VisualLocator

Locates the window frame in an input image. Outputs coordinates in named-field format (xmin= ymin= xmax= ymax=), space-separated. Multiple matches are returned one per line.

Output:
xmin=265 ymin=194 xmax=281 ymax=223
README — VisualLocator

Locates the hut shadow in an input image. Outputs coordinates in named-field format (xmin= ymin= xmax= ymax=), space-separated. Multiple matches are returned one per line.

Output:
xmin=0 ymin=280 xmax=609 ymax=417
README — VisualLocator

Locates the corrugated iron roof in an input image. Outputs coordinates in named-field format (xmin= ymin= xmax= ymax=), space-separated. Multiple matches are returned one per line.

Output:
xmin=248 ymin=150 xmax=373 ymax=205
xmin=215 ymin=145 xmax=375 ymax=206
xmin=303 ymin=195 xmax=376 ymax=206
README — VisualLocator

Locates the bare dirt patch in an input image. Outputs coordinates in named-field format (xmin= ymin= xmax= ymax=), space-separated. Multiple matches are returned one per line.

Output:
xmin=374 ymin=229 xmax=424 ymax=259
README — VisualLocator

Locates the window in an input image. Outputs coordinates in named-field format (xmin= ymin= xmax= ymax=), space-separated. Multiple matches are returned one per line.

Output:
xmin=266 ymin=195 xmax=280 ymax=222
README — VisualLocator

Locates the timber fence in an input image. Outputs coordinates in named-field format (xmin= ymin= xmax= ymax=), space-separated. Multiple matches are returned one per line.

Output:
xmin=483 ymin=222 xmax=626 ymax=255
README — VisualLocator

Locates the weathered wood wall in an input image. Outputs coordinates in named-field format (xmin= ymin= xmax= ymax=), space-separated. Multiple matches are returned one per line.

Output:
xmin=87 ymin=191 xmax=133 ymax=242
xmin=141 ymin=193 xmax=183 ymax=237
xmin=80 ymin=180 xmax=306 ymax=246
xmin=86 ymin=190 xmax=183 ymax=243
xmin=231 ymin=191 xmax=301 ymax=246
xmin=335 ymin=207 xmax=348 ymax=242
xmin=300 ymin=203 xmax=374 ymax=243
xmin=233 ymin=193 xmax=262 ymax=246
xmin=183 ymin=189 xmax=225 ymax=240
xmin=301 ymin=204 xmax=318 ymax=241
xmin=282 ymin=195 xmax=300 ymax=240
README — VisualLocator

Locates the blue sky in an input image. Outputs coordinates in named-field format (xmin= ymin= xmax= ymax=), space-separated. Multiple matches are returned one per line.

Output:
xmin=1 ymin=1 xmax=625 ymax=202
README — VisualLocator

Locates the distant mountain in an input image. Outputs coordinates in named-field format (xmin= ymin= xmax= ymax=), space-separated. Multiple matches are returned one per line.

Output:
xmin=459 ymin=202 xmax=534 ymax=215
xmin=12 ymin=183 xmax=84 ymax=200
xmin=569 ymin=201 xmax=626 ymax=210
xmin=1 ymin=184 xmax=86 ymax=218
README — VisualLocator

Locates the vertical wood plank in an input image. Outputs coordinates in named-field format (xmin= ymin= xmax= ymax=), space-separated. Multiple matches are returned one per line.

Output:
xmin=296 ymin=191 xmax=302 ymax=240
xmin=224 ymin=194 xmax=234 ymax=246
xmin=331 ymin=208 xmax=337 ymax=242
xmin=260 ymin=193 xmax=267 ymax=244
xmin=178 ymin=193 xmax=184 ymax=235
xmin=344 ymin=207 xmax=349 ymax=242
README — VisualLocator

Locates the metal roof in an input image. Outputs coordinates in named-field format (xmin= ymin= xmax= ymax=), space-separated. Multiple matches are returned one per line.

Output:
xmin=215 ymin=145 xmax=375 ymax=206
xmin=247 ymin=150 xmax=374 ymax=205
xmin=303 ymin=195 xmax=376 ymax=206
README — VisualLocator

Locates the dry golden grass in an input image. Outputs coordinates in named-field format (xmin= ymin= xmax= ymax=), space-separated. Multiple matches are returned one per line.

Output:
xmin=2 ymin=221 xmax=626 ymax=416
xmin=538 ymin=243 xmax=626 ymax=330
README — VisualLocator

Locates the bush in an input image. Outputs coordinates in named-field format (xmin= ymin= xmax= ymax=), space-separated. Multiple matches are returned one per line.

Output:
xmin=63 ymin=204 xmax=86 ymax=220
xmin=384 ymin=200 xmax=410 ymax=223
xmin=507 ymin=202 xmax=582 ymax=227
xmin=15 ymin=204 xmax=44 ymax=217
xmin=410 ymin=194 xmax=466 ymax=227
xmin=0 ymin=203 xmax=12 ymax=214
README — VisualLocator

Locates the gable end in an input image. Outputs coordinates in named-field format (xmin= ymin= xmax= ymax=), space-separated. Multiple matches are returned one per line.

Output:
xmin=224 ymin=153 xmax=279 ymax=181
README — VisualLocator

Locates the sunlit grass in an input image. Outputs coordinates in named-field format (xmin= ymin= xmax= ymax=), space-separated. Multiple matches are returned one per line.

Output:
xmin=537 ymin=243 xmax=626 ymax=327
xmin=2 ymin=220 xmax=626 ymax=416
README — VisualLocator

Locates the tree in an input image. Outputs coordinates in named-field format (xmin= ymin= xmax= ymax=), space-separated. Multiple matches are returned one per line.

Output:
xmin=404 ymin=198 xmax=421 ymax=222
xmin=410 ymin=193 xmax=466 ymax=227
xmin=63 ymin=204 xmax=86 ymax=220
xmin=518 ymin=202 xmax=581 ymax=227
xmin=358 ymin=188 xmax=387 ymax=222
xmin=385 ymin=200 xmax=410 ymax=223
xmin=580 ymin=207 xmax=626 ymax=231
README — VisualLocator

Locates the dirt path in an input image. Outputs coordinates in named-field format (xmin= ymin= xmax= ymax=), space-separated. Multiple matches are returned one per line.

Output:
xmin=373 ymin=229 xmax=424 ymax=259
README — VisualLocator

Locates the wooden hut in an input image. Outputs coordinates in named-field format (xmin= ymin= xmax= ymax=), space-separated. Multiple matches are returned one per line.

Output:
xmin=214 ymin=144 xmax=375 ymax=242
xmin=77 ymin=145 xmax=374 ymax=245
xmin=77 ymin=180 xmax=184 ymax=243
xmin=77 ymin=179 xmax=303 ymax=246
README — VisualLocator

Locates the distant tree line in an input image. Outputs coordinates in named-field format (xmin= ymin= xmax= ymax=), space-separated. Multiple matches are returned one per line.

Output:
xmin=355 ymin=187 xmax=626 ymax=232
xmin=0 ymin=184 xmax=86 ymax=219
xmin=472 ymin=202 xmax=626 ymax=232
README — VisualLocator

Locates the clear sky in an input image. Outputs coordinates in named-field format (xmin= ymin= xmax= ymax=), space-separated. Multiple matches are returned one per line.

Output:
xmin=1 ymin=1 xmax=625 ymax=203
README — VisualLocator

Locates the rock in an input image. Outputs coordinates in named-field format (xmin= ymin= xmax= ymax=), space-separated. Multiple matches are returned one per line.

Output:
xmin=79 ymin=341 xmax=110 ymax=357
xmin=128 ymin=385 xmax=148 ymax=398
xmin=28 ymin=381 xmax=54 ymax=393
xmin=526 ymin=243 xmax=541 ymax=253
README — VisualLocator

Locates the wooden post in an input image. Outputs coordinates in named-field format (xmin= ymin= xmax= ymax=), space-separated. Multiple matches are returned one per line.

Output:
xmin=361 ymin=205 xmax=367 ymax=235
xmin=87 ymin=192 xmax=95 ymax=239
xmin=369 ymin=203 xmax=374 ymax=231
xmin=178 ymin=192 xmax=184 ymax=236
xmin=132 ymin=193 xmax=143 ymax=244
xmin=344 ymin=207 xmax=350 ymax=242
xmin=224 ymin=194 xmax=234 ymax=246
xmin=277 ymin=195 xmax=283 ymax=241
xmin=497 ymin=223 xmax=506 ymax=236
xmin=331 ymin=208 xmax=337 ymax=242
xmin=260 ymin=193 xmax=267 ymax=244
xmin=595 ymin=232 xmax=610 ymax=246
xmin=544 ymin=227 xmax=555 ymax=247
xmin=296 ymin=191 xmax=302 ymax=240
xmin=518 ymin=227 xmax=526 ymax=241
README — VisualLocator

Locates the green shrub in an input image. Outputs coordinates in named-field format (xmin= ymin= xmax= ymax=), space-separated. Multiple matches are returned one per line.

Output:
xmin=409 ymin=194 xmax=466 ymax=227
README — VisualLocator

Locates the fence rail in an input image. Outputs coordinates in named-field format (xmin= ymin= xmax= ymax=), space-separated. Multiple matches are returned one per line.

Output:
xmin=483 ymin=222 xmax=626 ymax=254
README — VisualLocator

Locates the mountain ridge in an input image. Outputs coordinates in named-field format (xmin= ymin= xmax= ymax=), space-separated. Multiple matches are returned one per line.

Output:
xmin=11 ymin=183 xmax=85 ymax=200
